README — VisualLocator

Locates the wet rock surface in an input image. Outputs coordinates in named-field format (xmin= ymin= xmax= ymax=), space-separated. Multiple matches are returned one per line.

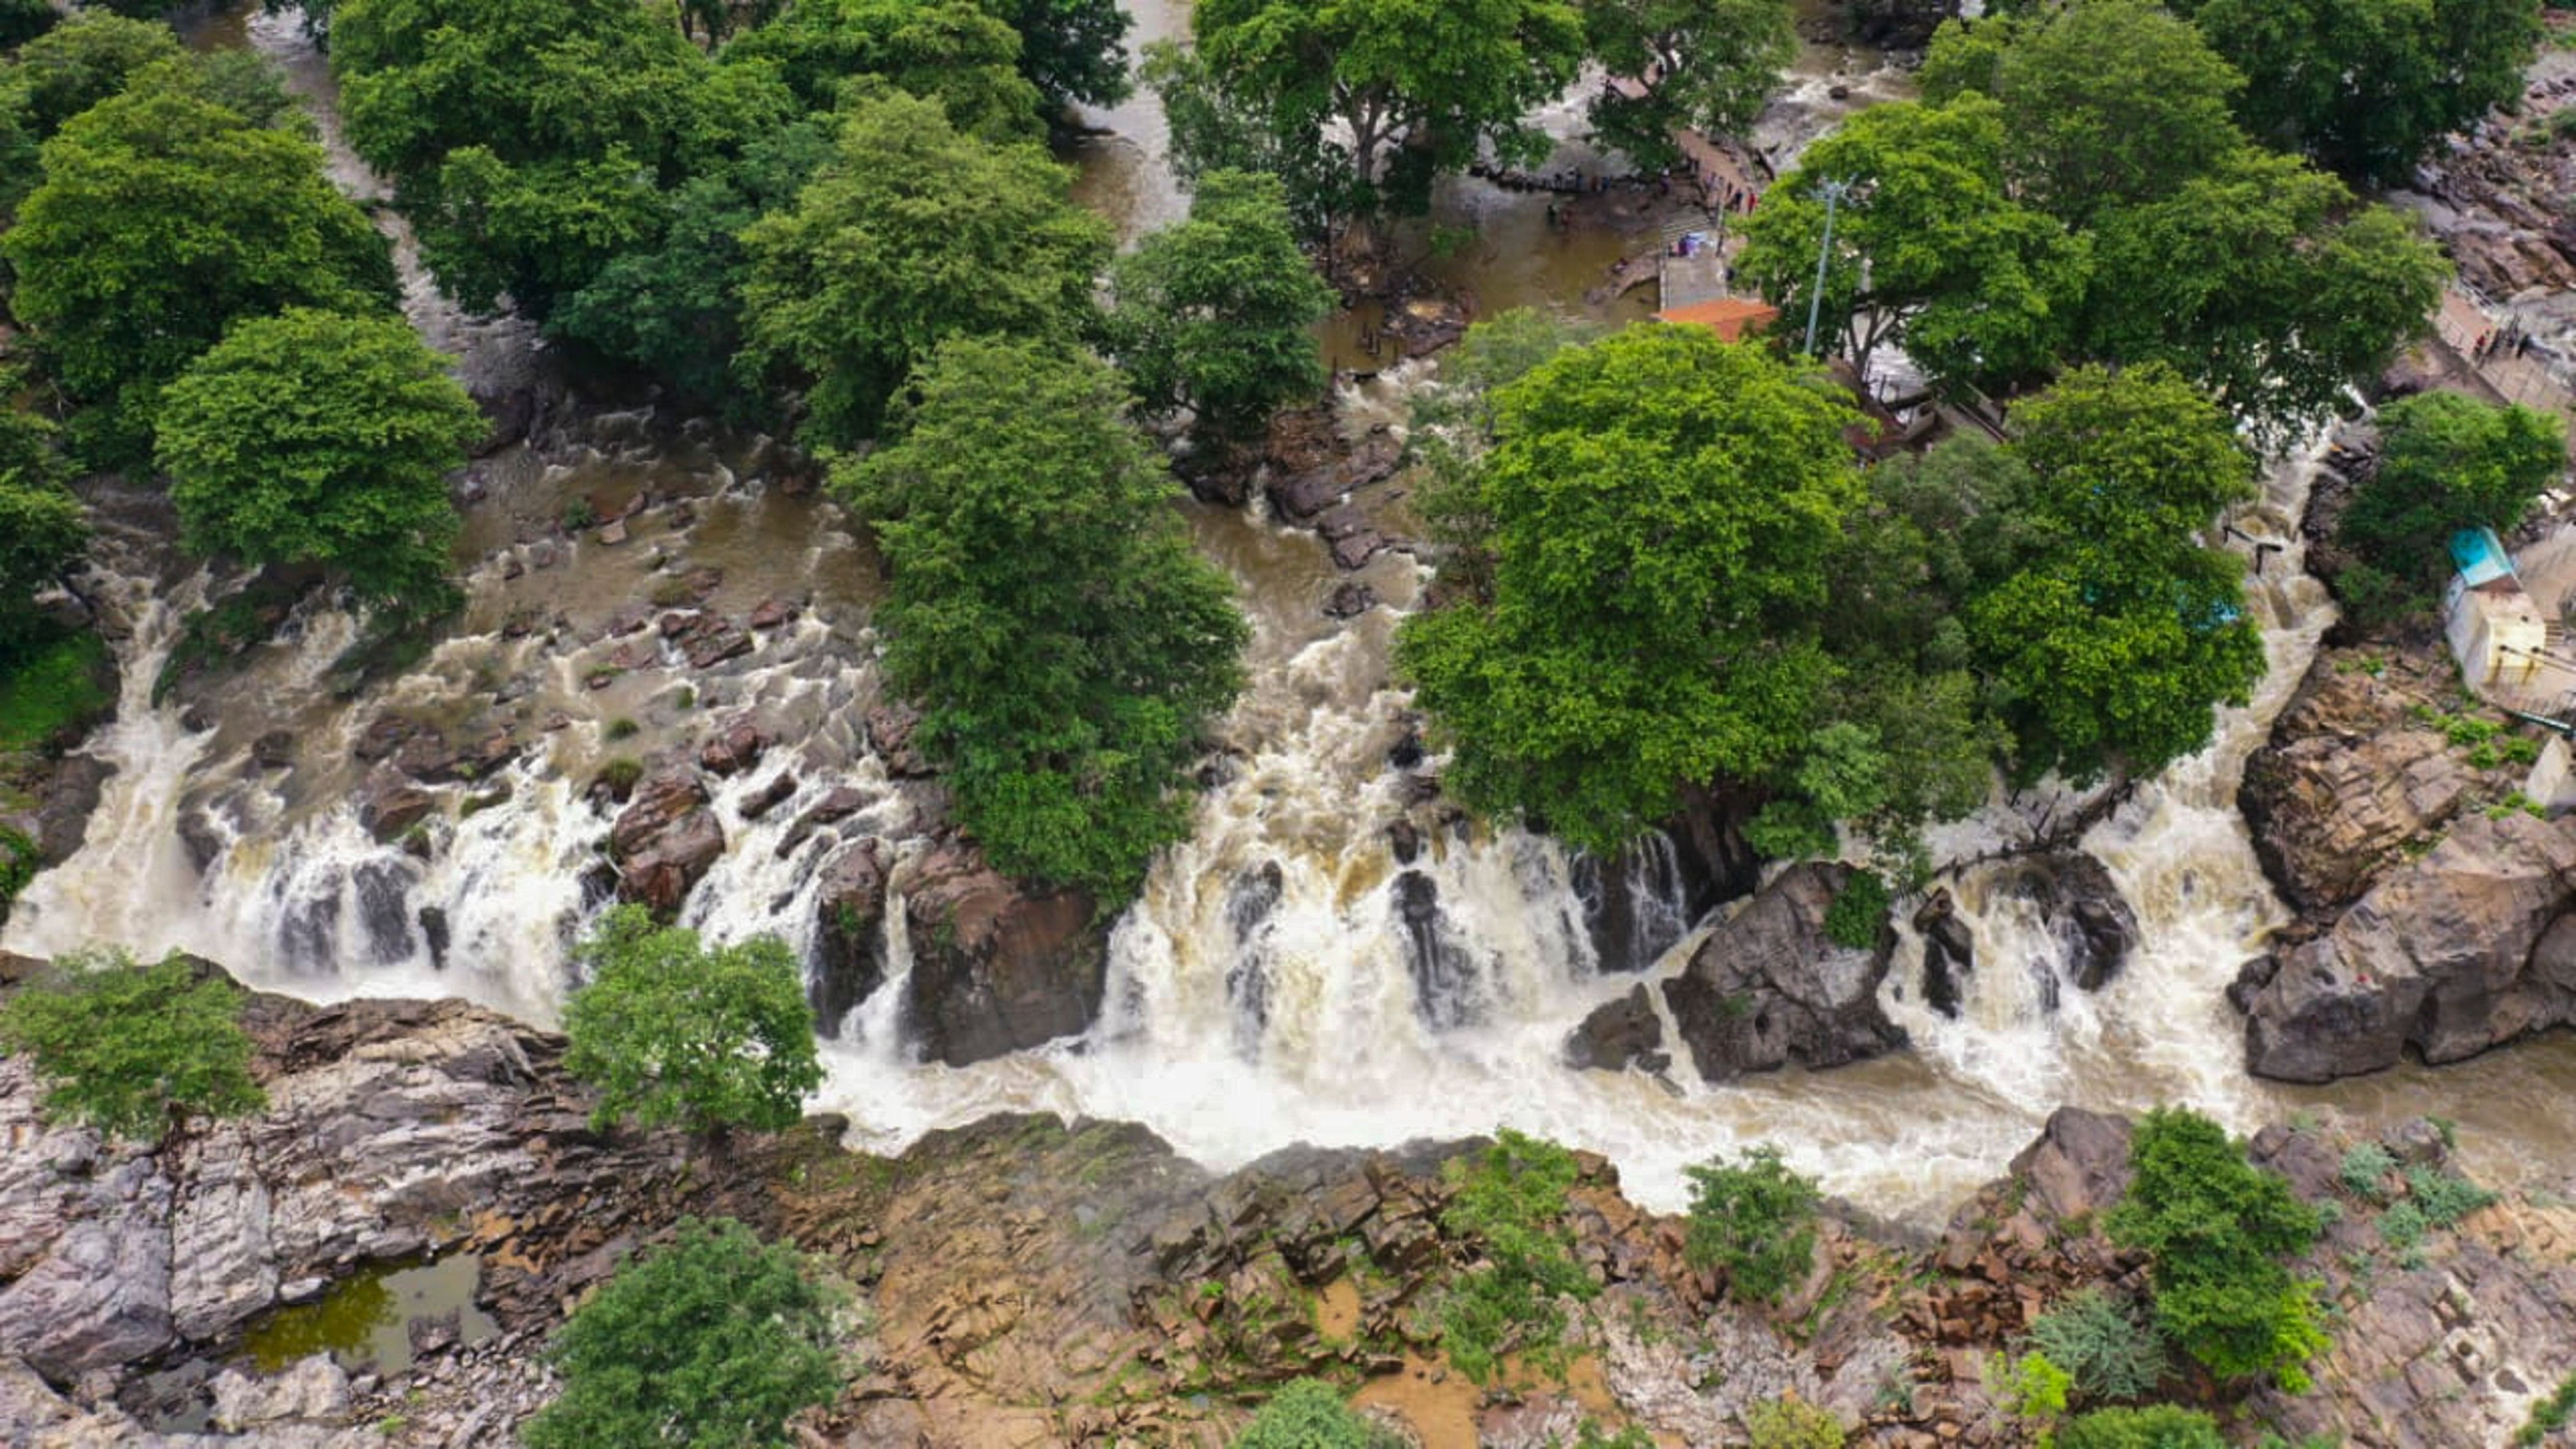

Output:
xmin=809 ymin=838 xmax=889 ymax=1035
xmin=1660 ymin=862 xmax=1904 ymax=1083
xmin=894 ymin=840 xmax=1105 ymax=1066
xmin=607 ymin=762 xmax=725 ymax=916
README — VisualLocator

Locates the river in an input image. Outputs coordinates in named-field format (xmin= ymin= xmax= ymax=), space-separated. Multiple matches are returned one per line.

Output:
xmin=10 ymin=0 xmax=2576 ymax=1220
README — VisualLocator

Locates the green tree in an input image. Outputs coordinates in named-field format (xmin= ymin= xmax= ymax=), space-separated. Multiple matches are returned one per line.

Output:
xmin=741 ymin=88 xmax=1112 ymax=447
xmin=1962 ymin=364 xmax=2264 ymax=782
xmin=0 ymin=947 xmax=266 ymax=1142
xmin=2340 ymin=391 xmax=2567 ymax=584
xmin=1438 ymin=1129 xmax=1596 ymax=1382
xmin=1683 ymin=1145 xmax=1822 ymax=1305
xmin=2054 ymin=1405 xmax=2226 ymax=1449
xmin=154 ymin=309 xmax=483 ymax=612
xmin=1734 ymin=95 xmax=2083 ymax=392
xmin=0 ymin=0 xmax=56 ymax=50
xmin=838 ymin=338 xmax=1246 ymax=903
xmin=562 ymin=906 xmax=824 ymax=1135
xmin=9 ymin=9 xmax=180 ymax=136
xmin=2104 ymin=1107 xmax=2330 ymax=1391
xmin=1583 ymin=0 xmax=1795 ymax=169
xmin=1922 ymin=0 xmax=2246 ymax=226
xmin=2071 ymin=147 xmax=2446 ymax=439
xmin=0 ymin=397 xmax=87 ymax=660
xmin=1 ymin=87 xmax=397 ymax=464
xmin=1187 ymin=0 xmax=1587 ymax=230
xmin=1140 ymin=40 xmax=1347 ymax=244
xmin=978 ymin=0 xmax=1131 ymax=110
xmin=2170 ymin=0 xmax=2544 ymax=184
xmin=721 ymin=0 xmax=1042 ymax=137
xmin=1234 ymin=1380 xmax=1402 ymax=1449
xmin=1395 ymin=325 xmax=1862 ymax=852
xmin=521 ymin=1217 xmax=840 ymax=1449
xmin=1104 ymin=168 xmax=1335 ymax=444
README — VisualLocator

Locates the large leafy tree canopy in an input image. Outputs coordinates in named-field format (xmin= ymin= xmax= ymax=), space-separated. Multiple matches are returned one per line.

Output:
xmin=741 ymin=87 xmax=1111 ymax=448
xmin=2167 ymin=0 xmax=2543 ymax=185
xmin=562 ymin=906 xmax=824 ymax=1135
xmin=6 ymin=10 xmax=179 ymax=139
xmin=839 ymin=337 xmax=1247 ymax=905
xmin=2340 ymin=391 xmax=2569 ymax=585
xmin=1181 ymin=0 xmax=1588 ymax=228
xmin=1396 ymin=325 xmax=1863 ymax=852
xmin=978 ymin=0 xmax=1133 ymax=111
xmin=0 ymin=948 xmax=266 ymax=1143
xmin=521 ymin=1217 xmax=841 ymax=1449
xmin=720 ymin=0 xmax=1041 ymax=138
xmin=155 ymin=308 xmax=485 ymax=613
xmin=1584 ymin=0 xmax=1797 ymax=171
xmin=1 ymin=83 xmax=397 ymax=465
xmin=1104 ymin=167 xmax=1336 ymax=445
xmin=0 ymin=387 xmax=85 ymax=661
xmin=1755 ymin=0 xmax=2444 ymax=438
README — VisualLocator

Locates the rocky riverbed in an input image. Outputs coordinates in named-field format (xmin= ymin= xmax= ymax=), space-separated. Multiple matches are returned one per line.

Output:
xmin=5 ymin=967 xmax=2575 ymax=1448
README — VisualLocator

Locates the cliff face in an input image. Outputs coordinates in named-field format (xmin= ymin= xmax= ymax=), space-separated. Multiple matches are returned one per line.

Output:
xmin=4 ymin=970 xmax=2574 ymax=1449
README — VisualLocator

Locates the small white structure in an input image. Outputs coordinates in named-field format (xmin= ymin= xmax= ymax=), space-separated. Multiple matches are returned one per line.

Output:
xmin=2444 ymin=526 xmax=2550 ymax=690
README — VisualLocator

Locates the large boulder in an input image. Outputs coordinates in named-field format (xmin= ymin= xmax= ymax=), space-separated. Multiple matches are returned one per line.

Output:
xmin=1572 ymin=829 xmax=1721 ymax=975
xmin=607 ymin=764 xmax=725 ymax=917
xmin=1985 ymin=852 xmax=2139 ymax=997
xmin=1561 ymin=985 xmax=1669 ymax=1074
xmin=897 ymin=842 xmax=1105 ymax=1066
xmin=810 ymin=840 xmax=889 ymax=1035
xmin=1659 ymin=862 xmax=1904 ymax=1083
xmin=2240 ymin=660 xmax=2472 ymax=914
xmin=2243 ymin=812 xmax=2576 ymax=1082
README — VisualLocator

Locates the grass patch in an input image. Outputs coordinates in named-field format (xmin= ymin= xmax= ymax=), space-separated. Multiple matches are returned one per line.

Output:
xmin=0 ymin=630 xmax=113 ymax=754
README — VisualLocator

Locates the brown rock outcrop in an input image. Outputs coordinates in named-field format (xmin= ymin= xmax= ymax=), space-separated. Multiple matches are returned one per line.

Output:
xmin=607 ymin=764 xmax=724 ymax=916
xmin=896 ymin=842 xmax=1104 ymax=1066
xmin=1659 ymin=862 xmax=1904 ymax=1083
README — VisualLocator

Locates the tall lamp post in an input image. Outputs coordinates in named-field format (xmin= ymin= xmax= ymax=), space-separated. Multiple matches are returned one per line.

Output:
xmin=1802 ymin=178 xmax=1852 ymax=358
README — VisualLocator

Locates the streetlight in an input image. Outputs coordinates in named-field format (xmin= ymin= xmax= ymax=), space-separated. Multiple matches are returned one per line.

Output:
xmin=1802 ymin=178 xmax=1853 ymax=359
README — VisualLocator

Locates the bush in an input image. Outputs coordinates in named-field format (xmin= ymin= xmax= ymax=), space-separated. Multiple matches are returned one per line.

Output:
xmin=2028 ymin=1288 xmax=2166 ymax=1404
xmin=593 ymin=757 xmax=644 ymax=796
xmin=1684 ymin=1145 xmax=1822 ymax=1305
xmin=562 ymin=906 xmax=823 ymax=1135
xmin=0 ymin=826 xmax=37 ymax=922
xmin=2104 ymin=1107 xmax=2329 ymax=1390
xmin=2340 ymin=391 xmax=2567 ymax=584
xmin=522 ymin=1217 xmax=839 ymax=1449
xmin=1437 ymin=1129 xmax=1596 ymax=1382
xmin=2517 ymin=1373 xmax=2576 ymax=1446
xmin=0 ymin=629 xmax=113 ymax=754
xmin=1744 ymin=1396 xmax=1844 ymax=1449
xmin=1233 ymin=1379 xmax=1401 ymax=1449
xmin=2055 ymin=1404 xmax=2227 ymax=1449
xmin=0 ymin=947 xmax=265 ymax=1140
xmin=1992 ymin=1350 xmax=2071 ymax=1429
xmin=1822 ymin=870 xmax=1891 ymax=949
xmin=2402 ymin=1164 xmax=2497 ymax=1227
xmin=2338 ymin=1143 xmax=2396 ymax=1201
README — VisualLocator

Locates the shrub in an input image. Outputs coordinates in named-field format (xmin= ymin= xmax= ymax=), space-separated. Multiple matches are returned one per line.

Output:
xmin=2402 ymin=1164 xmax=2497 ymax=1227
xmin=2517 ymin=1373 xmax=2576 ymax=1446
xmin=1744 ymin=1396 xmax=1844 ymax=1449
xmin=1437 ymin=1129 xmax=1596 ymax=1382
xmin=2029 ymin=1288 xmax=2166 ymax=1404
xmin=0 ymin=947 xmax=265 ymax=1141
xmin=1233 ymin=1379 xmax=1401 ymax=1449
xmin=562 ymin=906 xmax=823 ymax=1135
xmin=603 ymin=717 xmax=640 ymax=742
xmin=1992 ymin=1350 xmax=2071 ymax=1430
xmin=1684 ymin=1145 xmax=1822 ymax=1305
xmin=2104 ymin=1108 xmax=2329 ymax=1390
xmin=0 ymin=629 xmax=113 ymax=754
xmin=2055 ymin=1404 xmax=2227 ymax=1449
xmin=522 ymin=1217 xmax=839 ymax=1449
xmin=1823 ymin=870 xmax=1891 ymax=950
xmin=2338 ymin=1143 xmax=2396 ymax=1201
xmin=2379 ymin=1200 xmax=2429 ymax=1258
xmin=0 ymin=826 xmax=39 ymax=923
xmin=593 ymin=757 xmax=644 ymax=796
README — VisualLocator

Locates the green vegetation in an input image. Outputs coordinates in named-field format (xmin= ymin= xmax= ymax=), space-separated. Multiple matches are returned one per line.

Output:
xmin=1437 ymin=1128 xmax=1596 ymax=1383
xmin=7 ymin=11 xmax=181 ymax=139
xmin=521 ymin=1217 xmax=840 ymax=1449
xmin=0 ymin=388 xmax=87 ymax=662
xmin=2028 ymin=1288 xmax=2167 ymax=1404
xmin=1231 ymin=1379 xmax=1401 ymax=1449
xmin=1744 ymin=0 xmax=2447 ymax=439
xmin=2055 ymin=1404 xmax=2227 ymax=1449
xmin=2167 ymin=0 xmax=2545 ymax=184
xmin=155 ymin=309 xmax=483 ymax=614
xmin=721 ymin=0 xmax=1039 ymax=135
xmin=0 ymin=824 xmax=38 ymax=920
xmin=1104 ymin=168 xmax=1335 ymax=445
xmin=2 ymin=77 xmax=397 ymax=465
xmin=1992 ymin=1350 xmax=2072 ymax=1437
xmin=2516 ymin=1373 xmax=2576 ymax=1447
xmin=1822 ymin=870 xmax=1892 ymax=950
xmin=981 ymin=0 xmax=1133 ymax=112
xmin=0 ymin=947 xmax=266 ymax=1142
xmin=561 ymin=906 xmax=824 ymax=1135
xmin=837 ymin=339 xmax=1246 ymax=906
xmin=1582 ymin=0 xmax=1796 ymax=171
xmin=740 ymin=88 xmax=1111 ymax=448
xmin=2339 ymin=392 xmax=2567 ymax=590
xmin=0 ymin=0 xmax=54 ymax=51
xmin=1683 ymin=1145 xmax=1822 ymax=1305
xmin=2105 ymin=1107 xmax=2329 ymax=1391
xmin=0 ymin=631 xmax=109 ymax=756
xmin=1743 ymin=1396 xmax=1844 ymax=1449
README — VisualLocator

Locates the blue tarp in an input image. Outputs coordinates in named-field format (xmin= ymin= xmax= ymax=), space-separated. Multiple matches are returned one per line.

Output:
xmin=2451 ymin=526 xmax=2518 ymax=587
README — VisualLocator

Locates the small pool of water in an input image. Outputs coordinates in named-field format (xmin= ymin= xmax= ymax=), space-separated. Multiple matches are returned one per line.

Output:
xmin=243 ymin=1253 xmax=498 ymax=1375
